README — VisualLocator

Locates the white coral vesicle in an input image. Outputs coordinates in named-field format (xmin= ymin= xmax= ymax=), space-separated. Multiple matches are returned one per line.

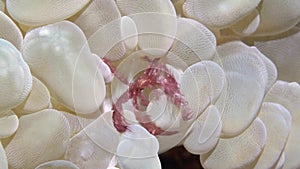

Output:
xmin=6 ymin=0 xmax=90 ymax=26
xmin=0 ymin=11 xmax=23 ymax=50
xmin=117 ymin=124 xmax=161 ymax=169
xmin=116 ymin=0 xmax=177 ymax=56
xmin=0 ymin=110 xmax=19 ymax=139
xmin=61 ymin=111 xmax=95 ymax=137
xmin=183 ymin=105 xmax=222 ymax=155
xmin=120 ymin=16 xmax=138 ymax=51
xmin=166 ymin=17 xmax=216 ymax=70
xmin=14 ymin=76 xmax=51 ymax=115
xmin=230 ymin=9 xmax=260 ymax=36
xmin=255 ymin=31 xmax=300 ymax=84
xmin=200 ymin=118 xmax=267 ymax=169
xmin=253 ymin=0 xmax=300 ymax=36
xmin=183 ymin=0 xmax=261 ymax=28
xmin=35 ymin=160 xmax=79 ymax=169
xmin=0 ymin=39 xmax=32 ymax=114
xmin=65 ymin=110 xmax=120 ymax=169
xmin=180 ymin=60 xmax=225 ymax=117
xmin=254 ymin=102 xmax=292 ymax=168
xmin=264 ymin=81 xmax=300 ymax=169
xmin=74 ymin=0 xmax=121 ymax=38
xmin=214 ymin=41 xmax=268 ymax=136
xmin=0 ymin=141 xmax=8 ymax=169
xmin=252 ymin=47 xmax=278 ymax=90
xmin=87 ymin=17 xmax=126 ymax=61
xmin=22 ymin=21 xmax=106 ymax=114
xmin=5 ymin=109 xmax=70 ymax=169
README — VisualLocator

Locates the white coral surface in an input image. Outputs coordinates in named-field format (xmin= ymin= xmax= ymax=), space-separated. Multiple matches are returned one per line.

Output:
xmin=0 ymin=0 xmax=299 ymax=169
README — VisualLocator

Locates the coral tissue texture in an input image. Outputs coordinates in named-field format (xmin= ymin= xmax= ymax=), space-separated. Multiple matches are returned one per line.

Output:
xmin=0 ymin=0 xmax=299 ymax=169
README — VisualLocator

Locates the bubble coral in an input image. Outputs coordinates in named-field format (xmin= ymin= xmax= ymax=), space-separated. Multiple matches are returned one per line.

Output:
xmin=0 ymin=0 xmax=299 ymax=169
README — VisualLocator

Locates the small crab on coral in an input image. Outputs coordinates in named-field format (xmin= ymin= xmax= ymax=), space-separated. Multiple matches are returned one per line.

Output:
xmin=107 ymin=56 xmax=192 ymax=136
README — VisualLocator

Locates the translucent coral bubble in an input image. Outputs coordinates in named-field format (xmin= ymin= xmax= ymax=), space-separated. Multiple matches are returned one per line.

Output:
xmin=14 ymin=77 xmax=51 ymax=115
xmin=230 ymin=9 xmax=260 ymax=36
xmin=65 ymin=111 xmax=120 ymax=169
xmin=255 ymin=31 xmax=300 ymax=84
xmin=200 ymin=118 xmax=267 ymax=169
xmin=0 ymin=141 xmax=8 ymax=169
xmin=121 ymin=16 xmax=138 ymax=51
xmin=23 ymin=21 xmax=105 ymax=115
xmin=0 ymin=11 xmax=23 ymax=50
xmin=183 ymin=0 xmax=261 ymax=28
xmin=254 ymin=102 xmax=292 ymax=169
xmin=0 ymin=110 xmax=19 ymax=139
xmin=76 ymin=0 xmax=128 ymax=61
xmin=74 ymin=0 xmax=121 ymax=38
xmin=116 ymin=0 xmax=177 ymax=56
xmin=6 ymin=0 xmax=90 ymax=26
xmin=166 ymin=17 xmax=216 ymax=70
xmin=180 ymin=61 xmax=225 ymax=118
xmin=0 ymin=39 xmax=32 ymax=114
xmin=116 ymin=124 xmax=161 ymax=169
xmin=61 ymin=111 xmax=95 ymax=137
xmin=214 ymin=41 xmax=268 ymax=137
xmin=253 ymin=0 xmax=300 ymax=36
xmin=264 ymin=81 xmax=300 ymax=169
xmin=88 ymin=17 xmax=126 ymax=61
xmin=35 ymin=160 xmax=79 ymax=169
xmin=5 ymin=109 xmax=70 ymax=169
xmin=183 ymin=105 xmax=222 ymax=155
